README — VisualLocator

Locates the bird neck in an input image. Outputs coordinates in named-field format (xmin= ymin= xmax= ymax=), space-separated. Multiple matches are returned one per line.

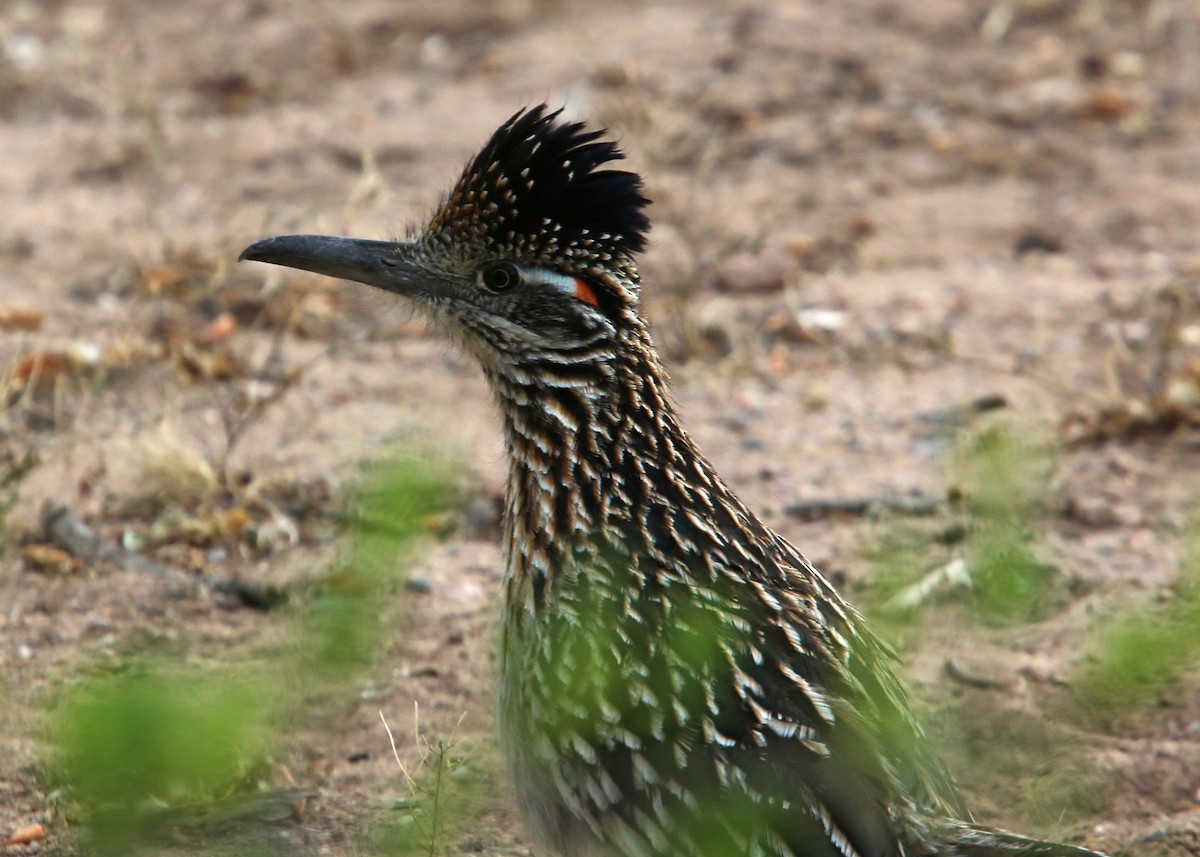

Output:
xmin=487 ymin=322 xmax=697 ymax=615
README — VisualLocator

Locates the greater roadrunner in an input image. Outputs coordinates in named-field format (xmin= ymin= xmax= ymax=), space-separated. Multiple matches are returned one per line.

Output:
xmin=241 ymin=106 xmax=1107 ymax=857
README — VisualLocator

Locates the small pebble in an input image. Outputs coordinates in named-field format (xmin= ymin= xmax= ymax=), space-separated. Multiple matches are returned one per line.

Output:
xmin=404 ymin=575 xmax=432 ymax=593
xmin=462 ymin=494 xmax=502 ymax=537
xmin=715 ymin=249 xmax=791 ymax=294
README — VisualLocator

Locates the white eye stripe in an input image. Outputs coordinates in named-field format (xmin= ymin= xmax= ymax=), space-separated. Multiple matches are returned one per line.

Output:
xmin=525 ymin=267 xmax=578 ymax=297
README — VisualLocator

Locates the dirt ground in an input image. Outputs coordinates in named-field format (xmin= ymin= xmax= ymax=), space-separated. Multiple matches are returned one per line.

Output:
xmin=2 ymin=0 xmax=1200 ymax=854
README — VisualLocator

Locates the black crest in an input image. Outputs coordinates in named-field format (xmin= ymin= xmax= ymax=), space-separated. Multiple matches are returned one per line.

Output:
xmin=427 ymin=106 xmax=650 ymax=268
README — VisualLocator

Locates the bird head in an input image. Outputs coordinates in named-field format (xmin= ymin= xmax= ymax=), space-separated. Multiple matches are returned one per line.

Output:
xmin=240 ymin=106 xmax=651 ymax=369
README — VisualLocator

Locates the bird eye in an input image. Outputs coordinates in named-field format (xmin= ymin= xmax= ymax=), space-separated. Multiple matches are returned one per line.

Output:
xmin=479 ymin=262 xmax=521 ymax=293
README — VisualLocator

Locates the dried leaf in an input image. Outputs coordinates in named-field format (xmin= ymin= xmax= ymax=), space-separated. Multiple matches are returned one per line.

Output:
xmin=175 ymin=342 xmax=241 ymax=380
xmin=0 ymin=305 xmax=43 ymax=330
xmin=107 ymin=429 xmax=218 ymax=513
xmin=198 ymin=312 xmax=237 ymax=344
xmin=1087 ymin=86 xmax=1135 ymax=118
xmin=140 ymin=265 xmax=190 ymax=298
xmin=220 ymin=506 xmax=252 ymax=537
xmin=13 ymin=351 xmax=72 ymax=382
xmin=23 ymin=544 xmax=79 ymax=575
xmin=191 ymin=72 xmax=256 ymax=112
xmin=2 ymin=822 xmax=46 ymax=845
xmin=9 ymin=351 xmax=82 ymax=396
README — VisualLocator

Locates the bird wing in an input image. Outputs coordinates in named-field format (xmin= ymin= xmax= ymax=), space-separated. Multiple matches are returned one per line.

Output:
xmin=517 ymin=527 xmax=966 ymax=857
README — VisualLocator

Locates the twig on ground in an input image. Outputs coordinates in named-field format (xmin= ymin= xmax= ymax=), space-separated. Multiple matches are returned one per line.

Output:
xmin=40 ymin=503 xmax=286 ymax=610
xmin=141 ymin=787 xmax=313 ymax=837
xmin=916 ymin=394 xmax=1008 ymax=433
xmin=944 ymin=657 xmax=1009 ymax=691
xmin=784 ymin=493 xmax=945 ymax=521
xmin=215 ymin=316 xmax=332 ymax=489
xmin=883 ymin=557 xmax=972 ymax=612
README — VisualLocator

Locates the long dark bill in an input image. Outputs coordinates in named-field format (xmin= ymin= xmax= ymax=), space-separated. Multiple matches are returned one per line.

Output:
xmin=239 ymin=235 xmax=425 ymax=295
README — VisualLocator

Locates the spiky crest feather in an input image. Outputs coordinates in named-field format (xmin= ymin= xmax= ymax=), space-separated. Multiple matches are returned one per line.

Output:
xmin=425 ymin=105 xmax=650 ymax=281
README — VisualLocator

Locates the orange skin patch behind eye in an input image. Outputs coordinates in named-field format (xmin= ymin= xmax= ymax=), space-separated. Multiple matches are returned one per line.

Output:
xmin=574 ymin=278 xmax=600 ymax=307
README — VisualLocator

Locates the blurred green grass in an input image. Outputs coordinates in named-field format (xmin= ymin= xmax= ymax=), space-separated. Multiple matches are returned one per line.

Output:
xmin=928 ymin=703 xmax=1112 ymax=837
xmin=861 ymin=414 xmax=1200 ymax=839
xmin=861 ymin=417 xmax=1059 ymax=627
xmin=54 ymin=666 xmax=280 ymax=853
xmin=1076 ymin=519 xmax=1200 ymax=720
xmin=858 ymin=417 xmax=1104 ymax=838
xmin=951 ymin=420 xmax=1057 ymax=623
xmin=303 ymin=447 xmax=460 ymax=680
xmin=42 ymin=422 xmax=1200 ymax=854
xmin=48 ymin=445 xmax=469 ymax=855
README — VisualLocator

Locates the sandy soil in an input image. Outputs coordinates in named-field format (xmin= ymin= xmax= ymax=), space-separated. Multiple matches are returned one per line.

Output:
xmin=2 ymin=0 xmax=1200 ymax=854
